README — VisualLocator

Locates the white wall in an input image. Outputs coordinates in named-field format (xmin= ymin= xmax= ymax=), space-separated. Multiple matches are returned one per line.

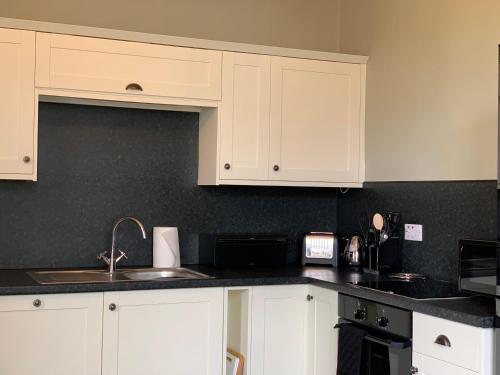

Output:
xmin=0 ymin=0 xmax=341 ymax=52
xmin=340 ymin=0 xmax=500 ymax=181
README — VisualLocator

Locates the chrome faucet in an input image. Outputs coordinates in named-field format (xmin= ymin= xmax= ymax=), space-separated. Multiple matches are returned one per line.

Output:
xmin=97 ymin=217 xmax=147 ymax=274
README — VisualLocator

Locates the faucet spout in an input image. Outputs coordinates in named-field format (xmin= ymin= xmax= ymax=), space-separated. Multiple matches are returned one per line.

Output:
xmin=107 ymin=216 xmax=147 ymax=274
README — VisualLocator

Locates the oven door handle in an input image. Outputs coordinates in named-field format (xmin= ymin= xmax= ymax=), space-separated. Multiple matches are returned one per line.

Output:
xmin=364 ymin=334 xmax=411 ymax=349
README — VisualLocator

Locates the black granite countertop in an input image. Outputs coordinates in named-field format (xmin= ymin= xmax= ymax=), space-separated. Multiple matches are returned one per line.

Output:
xmin=0 ymin=265 xmax=495 ymax=328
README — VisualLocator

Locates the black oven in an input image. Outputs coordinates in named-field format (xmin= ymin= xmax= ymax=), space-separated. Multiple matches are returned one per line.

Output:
xmin=337 ymin=294 xmax=412 ymax=375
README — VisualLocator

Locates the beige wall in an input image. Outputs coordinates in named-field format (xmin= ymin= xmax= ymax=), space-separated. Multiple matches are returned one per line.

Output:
xmin=340 ymin=0 xmax=500 ymax=181
xmin=0 ymin=0 xmax=341 ymax=52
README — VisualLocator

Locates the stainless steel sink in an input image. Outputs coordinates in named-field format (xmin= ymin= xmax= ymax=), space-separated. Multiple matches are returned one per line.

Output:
xmin=28 ymin=267 xmax=211 ymax=285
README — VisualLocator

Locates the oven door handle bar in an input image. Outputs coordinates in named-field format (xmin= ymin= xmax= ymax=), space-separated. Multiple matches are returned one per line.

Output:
xmin=334 ymin=321 xmax=411 ymax=349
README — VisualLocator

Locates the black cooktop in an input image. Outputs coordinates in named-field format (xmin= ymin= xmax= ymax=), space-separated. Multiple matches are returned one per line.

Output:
xmin=354 ymin=279 xmax=472 ymax=300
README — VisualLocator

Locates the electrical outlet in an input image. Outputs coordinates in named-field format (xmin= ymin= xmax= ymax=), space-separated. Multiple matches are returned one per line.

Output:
xmin=404 ymin=224 xmax=423 ymax=242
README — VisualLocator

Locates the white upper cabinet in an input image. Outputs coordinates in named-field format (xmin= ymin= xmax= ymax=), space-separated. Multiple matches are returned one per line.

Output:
xmin=0 ymin=25 xmax=366 ymax=186
xmin=35 ymin=33 xmax=222 ymax=101
xmin=0 ymin=293 xmax=103 ymax=375
xmin=214 ymin=52 xmax=365 ymax=187
xmin=220 ymin=52 xmax=271 ymax=181
xmin=269 ymin=57 xmax=362 ymax=183
xmin=102 ymin=288 xmax=224 ymax=375
xmin=0 ymin=28 xmax=35 ymax=180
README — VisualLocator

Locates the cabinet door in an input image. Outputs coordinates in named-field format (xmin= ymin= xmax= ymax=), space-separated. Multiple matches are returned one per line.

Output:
xmin=0 ymin=28 xmax=35 ymax=178
xmin=250 ymin=285 xmax=308 ymax=375
xmin=306 ymin=286 xmax=338 ymax=375
xmin=413 ymin=352 xmax=477 ymax=375
xmin=36 ymin=33 xmax=222 ymax=100
xmin=220 ymin=52 xmax=270 ymax=180
xmin=269 ymin=57 xmax=361 ymax=183
xmin=0 ymin=293 xmax=103 ymax=375
xmin=102 ymin=288 xmax=224 ymax=375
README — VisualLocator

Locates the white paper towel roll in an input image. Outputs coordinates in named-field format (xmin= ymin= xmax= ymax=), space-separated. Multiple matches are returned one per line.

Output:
xmin=153 ymin=227 xmax=180 ymax=268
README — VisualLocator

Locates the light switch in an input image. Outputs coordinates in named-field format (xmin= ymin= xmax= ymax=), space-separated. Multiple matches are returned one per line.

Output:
xmin=404 ymin=224 xmax=423 ymax=242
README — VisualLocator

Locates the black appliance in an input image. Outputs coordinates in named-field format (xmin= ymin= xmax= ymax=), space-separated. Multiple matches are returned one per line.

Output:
xmin=337 ymin=294 xmax=412 ymax=375
xmin=459 ymin=239 xmax=498 ymax=296
xmin=355 ymin=279 xmax=470 ymax=300
xmin=199 ymin=233 xmax=288 ymax=267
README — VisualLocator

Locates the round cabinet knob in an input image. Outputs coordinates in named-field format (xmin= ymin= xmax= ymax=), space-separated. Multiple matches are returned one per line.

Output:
xmin=306 ymin=294 xmax=314 ymax=301
xmin=109 ymin=303 xmax=117 ymax=311
xmin=273 ymin=165 xmax=280 ymax=172
xmin=23 ymin=156 xmax=31 ymax=163
xmin=224 ymin=163 xmax=231 ymax=170
xmin=354 ymin=308 xmax=366 ymax=321
xmin=33 ymin=299 xmax=41 ymax=308
xmin=411 ymin=366 xmax=419 ymax=374
xmin=376 ymin=315 xmax=389 ymax=328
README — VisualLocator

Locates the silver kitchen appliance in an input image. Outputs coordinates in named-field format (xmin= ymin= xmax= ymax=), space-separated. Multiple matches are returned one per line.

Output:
xmin=301 ymin=232 xmax=339 ymax=266
xmin=343 ymin=235 xmax=365 ymax=270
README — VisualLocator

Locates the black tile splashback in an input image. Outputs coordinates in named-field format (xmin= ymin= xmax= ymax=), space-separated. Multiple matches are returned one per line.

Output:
xmin=0 ymin=103 xmax=338 ymax=269
xmin=0 ymin=103 xmax=495 ymax=278
xmin=337 ymin=181 xmax=496 ymax=282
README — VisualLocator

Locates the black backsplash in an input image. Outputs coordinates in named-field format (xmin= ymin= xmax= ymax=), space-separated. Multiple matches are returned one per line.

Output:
xmin=337 ymin=181 xmax=496 ymax=282
xmin=0 ymin=103 xmax=338 ymax=269
xmin=0 ymin=103 xmax=495 ymax=280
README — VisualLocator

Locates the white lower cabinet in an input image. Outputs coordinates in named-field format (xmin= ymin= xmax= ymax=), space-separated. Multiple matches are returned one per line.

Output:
xmin=0 ymin=285 xmax=337 ymax=375
xmin=413 ymin=352 xmax=477 ymax=375
xmin=102 ymin=288 xmax=224 ymax=375
xmin=250 ymin=285 xmax=308 ymax=375
xmin=412 ymin=312 xmax=494 ymax=375
xmin=248 ymin=285 xmax=338 ymax=375
xmin=306 ymin=285 xmax=339 ymax=375
xmin=0 ymin=293 xmax=103 ymax=375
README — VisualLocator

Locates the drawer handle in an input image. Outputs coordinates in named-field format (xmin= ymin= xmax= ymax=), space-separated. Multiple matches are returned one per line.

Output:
xmin=434 ymin=334 xmax=451 ymax=347
xmin=33 ymin=299 xmax=41 ymax=308
xmin=125 ymin=83 xmax=143 ymax=92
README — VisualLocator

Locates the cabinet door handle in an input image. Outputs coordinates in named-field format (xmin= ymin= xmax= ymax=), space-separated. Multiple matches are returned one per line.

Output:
xmin=224 ymin=163 xmax=231 ymax=170
xmin=434 ymin=334 xmax=451 ymax=347
xmin=306 ymin=294 xmax=314 ymax=301
xmin=125 ymin=83 xmax=143 ymax=92
xmin=109 ymin=303 xmax=117 ymax=311
xmin=33 ymin=299 xmax=41 ymax=308
xmin=23 ymin=156 xmax=31 ymax=163
xmin=410 ymin=366 xmax=419 ymax=374
xmin=273 ymin=165 xmax=280 ymax=172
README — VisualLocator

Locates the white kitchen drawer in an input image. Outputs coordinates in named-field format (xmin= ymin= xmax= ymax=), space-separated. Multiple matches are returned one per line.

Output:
xmin=36 ymin=33 xmax=222 ymax=101
xmin=413 ymin=352 xmax=477 ymax=375
xmin=413 ymin=312 xmax=482 ymax=372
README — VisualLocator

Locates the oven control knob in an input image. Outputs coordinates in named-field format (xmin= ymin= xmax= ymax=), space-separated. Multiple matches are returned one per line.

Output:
xmin=354 ymin=308 xmax=366 ymax=321
xmin=376 ymin=315 xmax=389 ymax=328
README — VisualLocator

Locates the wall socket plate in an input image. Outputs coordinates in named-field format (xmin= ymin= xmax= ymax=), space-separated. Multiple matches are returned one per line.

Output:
xmin=404 ymin=224 xmax=423 ymax=242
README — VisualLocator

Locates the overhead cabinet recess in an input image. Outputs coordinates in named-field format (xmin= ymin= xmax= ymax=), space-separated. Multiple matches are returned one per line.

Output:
xmin=0 ymin=26 xmax=366 ymax=187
